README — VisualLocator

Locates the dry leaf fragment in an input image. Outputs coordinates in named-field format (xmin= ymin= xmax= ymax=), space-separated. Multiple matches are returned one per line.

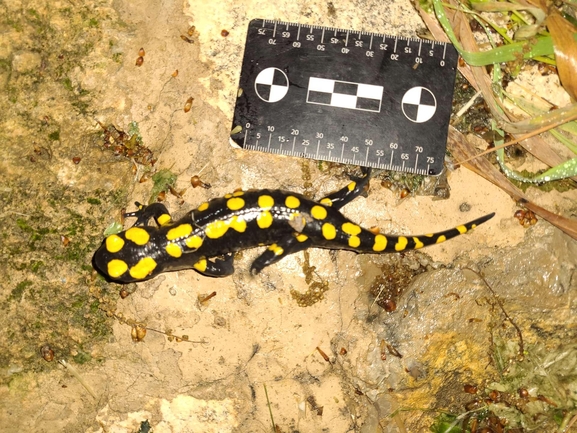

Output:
xmin=547 ymin=10 xmax=577 ymax=101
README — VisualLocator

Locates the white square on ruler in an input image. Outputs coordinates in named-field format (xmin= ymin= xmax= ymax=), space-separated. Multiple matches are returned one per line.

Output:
xmin=308 ymin=77 xmax=335 ymax=93
xmin=357 ymin=83 xmax=383 ymax=100
xmin=331 ymin=93 xmax=357 ymax=109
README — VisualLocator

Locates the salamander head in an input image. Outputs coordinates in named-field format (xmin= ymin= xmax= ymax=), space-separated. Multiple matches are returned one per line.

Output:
xmin=93 ymin=226 xmax=162 ymax=283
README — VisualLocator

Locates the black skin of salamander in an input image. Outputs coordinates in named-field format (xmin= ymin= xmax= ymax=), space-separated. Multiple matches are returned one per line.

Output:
xmin=93 ymin=168 xmax=495 ymax=283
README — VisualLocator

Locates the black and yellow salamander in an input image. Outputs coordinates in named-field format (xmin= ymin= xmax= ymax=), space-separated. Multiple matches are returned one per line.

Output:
xmin=93 ymin=169 xmax=494 ymax=283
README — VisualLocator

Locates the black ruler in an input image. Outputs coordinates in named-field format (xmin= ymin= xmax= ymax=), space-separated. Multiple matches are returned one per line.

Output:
xmin=231 ymin=19 xmax=458 ymax=176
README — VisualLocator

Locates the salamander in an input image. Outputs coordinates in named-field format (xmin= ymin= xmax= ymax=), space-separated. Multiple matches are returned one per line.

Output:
xmin=93 ymin=169 xmax=494 ymax=283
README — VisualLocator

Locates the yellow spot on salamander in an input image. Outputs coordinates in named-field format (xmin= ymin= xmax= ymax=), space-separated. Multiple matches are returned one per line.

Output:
xmin=107 ymin=259 xmax=128 ymax=278
xmin=258 ymin=195 xmax=274 ymax=210
xmin=224 ymin=193 xmax=233 ymax=199
xmin=322 ymin=223 xmax=336 ymax=240
xmin=193 ymin=259 xmax=207 ymax=272
xmin=129 ymin=257 xmax=157 ymax=280
xmin=185 ymin=235 xmax=203 ymax=249
xmin=205 ymin=220 xmax=229 ymax=239
xmin=157 ymin=214 xmax=172 ymax=226
xmin=268 ymin=243 xmax=284 ymax=256
xmin=230 ymin=216 xmax=247 ymax=232
xmin=285 ymin=195 xmax=300 ymax=209
xmin=167 ymin=224 xmax=192 ymax=241
xmin=295 ymin=234 xmax=308 ymax=242
xmin=125 ymin=227 xmax=150 ymax=245
xmin=395 ymin=236 xmax=408 ymax=251
xmin=166 ymin=243 xmax=182 ymax=258
xmin=105 ymin=234 xmax=124 ymax=253
xmin=227 ymin=197 xmax=245 ymax=211
xmin=197 ymin=202 xmax=209 ymax=212
xmin=257 ymin=210 xmax=273 ymax=229
xmin=232 ymin=190 xmax=244 ymax=197
xmin=436 ymin=235 xmax=447 ymax=243
xmin=413 ymin=237 xmax=424 ymax=249
xmin=319 ymin=197 xmax=333 ymax=206
xmin=373 ymin=234 xmax=388 ymax=252
xmin=342 ymin=222 xmax=361 ymax=235
xmin=347 ymin=181 xmax=356 ymax=191
xmin=348 ymin=235 xmax=361 ymax=248
xmin=456 ymin=225 xmax=467 ymax=234
xmin=311 ymin=205 xmax=327 ymax=220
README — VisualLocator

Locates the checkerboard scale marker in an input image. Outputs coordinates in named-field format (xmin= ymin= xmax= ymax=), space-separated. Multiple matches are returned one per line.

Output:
xmin=231 ymin=19 xmax=459 ymax=176
xmin=307 ymin=77 xmax=383 ymax=112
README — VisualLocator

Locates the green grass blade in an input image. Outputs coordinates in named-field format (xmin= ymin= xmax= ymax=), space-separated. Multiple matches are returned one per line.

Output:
xmin=503 ymin=89 xmax=577 ymax=152
xmin=549 ymin=129 xmax=577 ymax=154
xmin=433 ymin=0 xmax=554 ymax=66
xmin=497 ymin=147 xmax=577 ymax=183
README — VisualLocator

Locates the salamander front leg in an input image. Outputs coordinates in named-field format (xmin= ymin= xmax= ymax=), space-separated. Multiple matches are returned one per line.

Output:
xmin=250 ymin=233 xmax=312 ymax=275
xmin=318 ymin=167 xmax=372 ymax=210
xmin=125 ymin=202 xmax=173 ymax=227
xmin=193 ymin=253 xmax=235 ymax=277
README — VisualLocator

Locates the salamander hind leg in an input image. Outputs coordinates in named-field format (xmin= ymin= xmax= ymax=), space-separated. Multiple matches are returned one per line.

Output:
xmin=318 ymin=167 xmax=372 ymax=210
xmin=250 ymin=234 xmax=312 ymax=275
xmin=193 ymin=253 xmax=235 ymax=277
xmin=125 ymin=202 xmax=173 ymax=227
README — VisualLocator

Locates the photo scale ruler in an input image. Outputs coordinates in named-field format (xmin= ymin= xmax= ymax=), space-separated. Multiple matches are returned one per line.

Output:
xmin=231 ymin=19 xmax=459 ymax=176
